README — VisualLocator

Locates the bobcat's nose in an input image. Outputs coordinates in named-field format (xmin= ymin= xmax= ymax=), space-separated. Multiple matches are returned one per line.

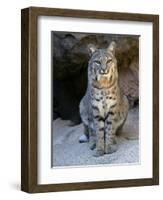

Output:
xmin=100 ymin=64 xmax=108 ymax=74
xmin=100 ymin=69 xmax=108 ymax=74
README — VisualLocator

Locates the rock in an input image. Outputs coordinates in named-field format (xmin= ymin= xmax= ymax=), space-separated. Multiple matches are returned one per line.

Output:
xmin=52 ymin=32 xmax=139 ymax=123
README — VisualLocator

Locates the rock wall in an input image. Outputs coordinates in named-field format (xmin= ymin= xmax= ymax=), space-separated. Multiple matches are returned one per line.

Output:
xmin=52 ymin=32 xmax=139 ymax=123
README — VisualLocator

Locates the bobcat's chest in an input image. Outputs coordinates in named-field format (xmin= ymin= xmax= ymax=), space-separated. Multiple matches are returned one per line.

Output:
xmin=91 ymin=88 xmax=117 ymax=118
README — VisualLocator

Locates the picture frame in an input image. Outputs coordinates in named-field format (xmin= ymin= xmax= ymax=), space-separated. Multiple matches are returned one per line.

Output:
xmin=21 ymin=6 xmax=159 ymax=193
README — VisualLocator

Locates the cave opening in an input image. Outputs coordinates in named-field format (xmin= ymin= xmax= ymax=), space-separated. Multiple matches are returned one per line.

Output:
xmin=52 ymin=31 xmax=139 ymax=125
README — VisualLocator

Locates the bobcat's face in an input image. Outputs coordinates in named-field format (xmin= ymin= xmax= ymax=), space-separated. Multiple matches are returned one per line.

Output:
xmin=88 ymin=42 xmax=118 ymax=88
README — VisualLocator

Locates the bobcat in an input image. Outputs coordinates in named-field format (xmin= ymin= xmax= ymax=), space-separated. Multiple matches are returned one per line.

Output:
xmin=79 ymin=41 xmax=129 ymax=157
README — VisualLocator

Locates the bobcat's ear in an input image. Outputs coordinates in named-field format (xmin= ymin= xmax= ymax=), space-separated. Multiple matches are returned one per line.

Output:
xmin=107 ymin=41 xmax=116 ymax=55
xmin=88 ymin=44 xmax=97 ymax=56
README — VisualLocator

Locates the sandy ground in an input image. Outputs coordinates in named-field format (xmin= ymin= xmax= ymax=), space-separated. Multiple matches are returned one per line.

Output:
xmin=52 ymin=106 xmax=139 ymax=167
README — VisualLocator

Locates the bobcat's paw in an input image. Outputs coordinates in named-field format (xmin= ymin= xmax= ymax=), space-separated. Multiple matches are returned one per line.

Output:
xmin=89 ymin=142 xmax=96 ymax=150
xmin=79 ymin=134 xmax=88 ymax=143
xmin=105 ymin=144 xmax=118 ymax=154
xmin=93 ymin=149 xmax=104 ymax=157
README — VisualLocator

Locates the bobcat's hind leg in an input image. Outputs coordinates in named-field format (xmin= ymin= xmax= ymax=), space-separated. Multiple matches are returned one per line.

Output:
xmin=79 ymin=124 xmax=89 ymax=143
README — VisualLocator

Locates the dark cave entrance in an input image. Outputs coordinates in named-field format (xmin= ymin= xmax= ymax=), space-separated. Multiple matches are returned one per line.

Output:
xmin=52 ymin=32 xmax=139 ymax=124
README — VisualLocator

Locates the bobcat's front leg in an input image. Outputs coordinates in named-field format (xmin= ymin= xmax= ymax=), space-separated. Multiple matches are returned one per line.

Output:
xmin=89 ymin=129 xmax=96 ymax=150
xmin=93 ymin=117 xmax=105 ymax=157
xmin=105 ymin=120 xmax=117 ymax=154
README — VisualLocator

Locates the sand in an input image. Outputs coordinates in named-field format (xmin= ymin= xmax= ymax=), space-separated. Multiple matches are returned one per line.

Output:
xmin=52 ymin=106 xmax=139 ymax=167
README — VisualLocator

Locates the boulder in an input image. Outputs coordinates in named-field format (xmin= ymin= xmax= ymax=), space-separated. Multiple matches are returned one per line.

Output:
xmin=52 ymin=32 xmax=139 ymax=123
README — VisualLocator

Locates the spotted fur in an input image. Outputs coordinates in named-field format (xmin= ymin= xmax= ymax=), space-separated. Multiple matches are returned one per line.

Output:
xmin=79 ymin=41 xmax=129 ymax=157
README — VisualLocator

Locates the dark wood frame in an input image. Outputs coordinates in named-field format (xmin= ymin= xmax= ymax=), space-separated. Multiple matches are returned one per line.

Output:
xmin=21 ymin=6 xmax=159 ymax=193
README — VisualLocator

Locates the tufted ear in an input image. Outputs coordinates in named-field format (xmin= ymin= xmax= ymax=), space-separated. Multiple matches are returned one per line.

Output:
xmin=107 ymin=41 xmax=116 ymax=55
xmin=88 ymin=44 xmax=97 ymax=56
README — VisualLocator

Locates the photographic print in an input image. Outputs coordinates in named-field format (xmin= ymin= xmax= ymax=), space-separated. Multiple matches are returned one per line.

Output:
xmin=21 ymin=7 xmax=159 ymax=193
xmin=52 ymin=32 xmax=139 ymax=167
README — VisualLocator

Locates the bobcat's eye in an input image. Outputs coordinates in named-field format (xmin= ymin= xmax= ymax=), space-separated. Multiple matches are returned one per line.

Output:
xmin=107 ymin=59 xmax=112 ymax=64
xmin=94 ymin=60 xmax=101 ymax=65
